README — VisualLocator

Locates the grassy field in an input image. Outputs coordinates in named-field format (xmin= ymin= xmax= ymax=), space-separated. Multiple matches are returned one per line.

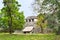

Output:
xmin=0 ymin=33 xmax=60 ymax=40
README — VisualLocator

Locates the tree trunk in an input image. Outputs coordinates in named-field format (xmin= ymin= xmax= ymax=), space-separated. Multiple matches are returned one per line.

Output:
xmin=8 ymin=7 xmax=12 ymax=34
xmin=8 ymin=16 xmax=12 ymax=34
xmin=40 ymin=25 xmax=43 ymax=33
xmin=56 ymin=26 xmax=60 ymax=35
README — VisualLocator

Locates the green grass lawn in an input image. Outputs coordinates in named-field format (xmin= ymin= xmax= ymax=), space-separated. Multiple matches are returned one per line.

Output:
xmin=0 ymin=33 xmax=60 ymax=40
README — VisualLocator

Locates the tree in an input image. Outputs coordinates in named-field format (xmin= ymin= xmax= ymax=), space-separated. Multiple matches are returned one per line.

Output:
xmin=0 ymin=0 xmax=25 ymax=34
xmin=43 ymin=0 xmax=60 ymax=34
xmin=33 ymin=0 xmax=60 ymax=34
xmin=37 ymin=13 xmax=47 ymax=33
xmin=33 ymin=0 xmax=60 ymax=14
xmin=46 ymin=13 xmax=58 ymax=33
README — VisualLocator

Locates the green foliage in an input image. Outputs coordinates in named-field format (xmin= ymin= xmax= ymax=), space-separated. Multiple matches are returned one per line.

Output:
xmin=12 ymin=12 xmax=25 ymax=30
xmin=47 ymin=14 xmax=58 ymax=32
xmin=0 ymin=0 xmax=25 ymax=33
xmin=37 ymin=13 xmax=47 ymax=33
xmin=33 ymin=0 xmax=60 ymax=34
xmin=43 ymin=0 xmax=60 ymax=34
xmin=43 ymin=0 xmax=60 ymax=18
xmin=37 ymin=13 xmax=47 ymax=28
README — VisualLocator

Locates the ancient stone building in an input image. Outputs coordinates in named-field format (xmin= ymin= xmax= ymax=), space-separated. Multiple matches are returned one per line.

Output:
xmin=22 ymin=16 xmax=41 ymax=33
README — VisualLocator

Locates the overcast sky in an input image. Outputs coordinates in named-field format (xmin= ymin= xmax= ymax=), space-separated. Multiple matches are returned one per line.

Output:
xmin=0 ymin=0 xmax=35 ymax=18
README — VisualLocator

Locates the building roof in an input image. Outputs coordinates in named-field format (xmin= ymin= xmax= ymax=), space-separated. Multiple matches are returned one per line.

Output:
xmin=26 ymin=16 xmax=37 ymax=20
xmin=22 ymin=27 xmax=34 ymax=32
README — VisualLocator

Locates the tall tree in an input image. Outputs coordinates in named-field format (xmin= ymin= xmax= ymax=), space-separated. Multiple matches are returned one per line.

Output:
xmin=33 ymin=0 xmax=60 ymax=34
xmin=43 ymin=0 xmax=60 ymax=34
xmin=37 ymin=13 xmax=47 ymax=33
xmin=0 ymin=0 xmax=25 ymax=34
xmin=33 ymin=0 xmax=60 ymax=15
